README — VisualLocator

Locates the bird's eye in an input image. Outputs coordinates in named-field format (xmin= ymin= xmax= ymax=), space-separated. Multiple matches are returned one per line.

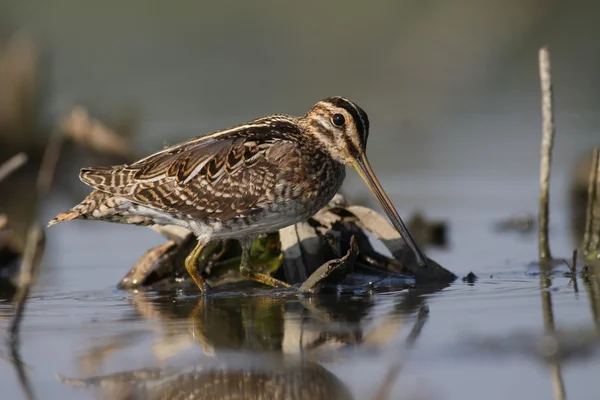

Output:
xmin=332 ymin=114 xmax=345 ymax=127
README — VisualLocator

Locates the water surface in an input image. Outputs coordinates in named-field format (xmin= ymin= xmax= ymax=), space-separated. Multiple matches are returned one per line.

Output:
xmin=0 ymin=167 xmax=597 ymax=400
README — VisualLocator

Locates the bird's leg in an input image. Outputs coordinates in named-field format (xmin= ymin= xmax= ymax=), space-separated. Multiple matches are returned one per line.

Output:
xmin=239 ymin=236 xmax=291 ymax=288
xmin=185 ymin=239 xmax=212 ymax=294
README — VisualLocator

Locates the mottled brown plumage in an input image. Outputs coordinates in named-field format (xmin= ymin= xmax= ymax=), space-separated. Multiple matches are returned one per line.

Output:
xmin=49 ymin=97 xmax=427 ymax=293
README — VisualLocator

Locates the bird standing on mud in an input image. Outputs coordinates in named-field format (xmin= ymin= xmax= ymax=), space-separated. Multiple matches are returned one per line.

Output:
xmin=49 ymin=97 xmax=427 ymax=293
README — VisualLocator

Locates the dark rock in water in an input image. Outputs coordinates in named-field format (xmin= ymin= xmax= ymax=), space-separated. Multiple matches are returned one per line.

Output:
xmin=407 ymin=211 xmax=449 ymax=247
xmin=463 ymin=272 xmax=478 ymax=284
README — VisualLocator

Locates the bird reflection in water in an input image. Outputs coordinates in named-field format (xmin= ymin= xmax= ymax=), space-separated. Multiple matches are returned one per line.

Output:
xmin=59 ymin=359 xmax=353 ymax=400
xmin=59 ymin=287 xmax=438 ymax=399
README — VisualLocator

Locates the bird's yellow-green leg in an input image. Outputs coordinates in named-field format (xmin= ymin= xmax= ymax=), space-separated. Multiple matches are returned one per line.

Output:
xmin=239 ymin=237 xmax=291 ymax=288
xmin=185 ymin=240 xmax=212 ymax=294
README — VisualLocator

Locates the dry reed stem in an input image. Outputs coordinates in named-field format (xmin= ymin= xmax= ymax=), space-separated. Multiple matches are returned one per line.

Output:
xmin=36 ymin=130 xmax=64 ymax=197
xmin=582 ymin=147 xmax=600 ymax=256
xmin=538 ymin=46 xmax=555 ymax=262
xmin=582 ymin=270 xmax=600 ymax=331
xmin=60 ymin=106 xmax=134 ymax=159
xmin=540 ymin=272 xmax=566 ymax=400
xmin=0 ymin=153 xmax=28 ymax=184
xmin=0 ymin=33 xmax=38 ymax=147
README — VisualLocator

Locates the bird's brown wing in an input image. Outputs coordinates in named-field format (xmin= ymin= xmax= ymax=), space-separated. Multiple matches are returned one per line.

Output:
xmin=79 ymin=133 xmax=299 ymax=221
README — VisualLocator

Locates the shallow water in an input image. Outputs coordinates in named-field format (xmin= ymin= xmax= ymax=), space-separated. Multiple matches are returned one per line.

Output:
xmin=3 ymin=2 xmax=600 ymax=397
xmin=1 ymin=166 xmax=598 ymax=400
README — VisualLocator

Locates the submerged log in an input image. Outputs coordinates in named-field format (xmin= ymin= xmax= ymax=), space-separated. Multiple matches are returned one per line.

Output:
xmin=118 ymin=194 xmax=456 ymax=293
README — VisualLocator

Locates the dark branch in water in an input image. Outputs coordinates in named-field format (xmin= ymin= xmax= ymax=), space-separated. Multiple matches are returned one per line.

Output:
xmin=538 ymin=46 xmax=555 ymax=263
xmin=0 ymin=153 xmax=28 ymax=184
xmin=7 ymin=224 xmax=45 ymax=400
xmin=540 ymin=270 xmax=566 ymax=400
xmin=582 ymin=147 xmax=600 ymax=258
xmin=297 ymin=236 xmax=358 ymax=294
xmin=8 ymin=225 xmax=44 ymax=342
xmin=4 ymin=125 xmax=60 ymax=400
xmin=8 ymin=348 xmax=35 ymax=400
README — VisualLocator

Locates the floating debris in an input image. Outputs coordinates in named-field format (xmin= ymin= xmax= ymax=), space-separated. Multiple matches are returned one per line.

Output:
xmin=462 ymin=272 xmax=478 ymax=284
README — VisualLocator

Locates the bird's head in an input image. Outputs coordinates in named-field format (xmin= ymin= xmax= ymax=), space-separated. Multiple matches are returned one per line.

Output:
xmin=301 ymin=96 xmax=428 ymax=268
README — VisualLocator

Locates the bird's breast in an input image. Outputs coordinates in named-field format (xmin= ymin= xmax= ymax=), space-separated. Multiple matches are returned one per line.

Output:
xmin=274 ymin=153 xmax=346 ymax=216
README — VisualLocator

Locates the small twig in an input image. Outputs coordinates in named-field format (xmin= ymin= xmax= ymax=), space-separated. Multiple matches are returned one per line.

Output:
xmin=538 ymin=46 xmax=555 ymax=263
xmin=564 ymin=249 xmax=579 ymax=293
xmin=297 ymin=236 xmax=358 ymax=294
xmin=60 ymin=106 xmax=134 ymax=159
xmin=0 ymin=153 xmax=28 ymax=184
xmin=582 ymin=147 xmax=600 ymax=257
xmin=571 ymin=249 xmax=578 ymax=293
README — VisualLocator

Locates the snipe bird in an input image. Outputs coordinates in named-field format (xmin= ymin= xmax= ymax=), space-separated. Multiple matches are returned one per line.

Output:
xmin=48 ymin=97 xmax=428 ymax=293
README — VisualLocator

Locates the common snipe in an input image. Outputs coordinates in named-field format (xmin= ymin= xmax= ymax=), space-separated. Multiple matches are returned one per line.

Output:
xmin=49 ymin=97 xmax=427 ymax=293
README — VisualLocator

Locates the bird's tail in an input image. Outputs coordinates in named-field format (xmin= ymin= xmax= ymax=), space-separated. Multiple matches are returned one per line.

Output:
xmin=47 ymin=190 xmax=106 ymax=227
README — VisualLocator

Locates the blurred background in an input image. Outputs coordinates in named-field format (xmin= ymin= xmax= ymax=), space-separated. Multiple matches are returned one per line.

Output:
xmin=2 ymin=0 xmax=599 ymax=264
xmin=2 ymin=0 xmax=598 ymax=166
xmin=1 ymin=1 xmax=600 ymax=399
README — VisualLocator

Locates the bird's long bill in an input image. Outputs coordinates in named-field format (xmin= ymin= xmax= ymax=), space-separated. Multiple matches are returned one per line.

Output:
xmin=353 ymin=153 xmax=429 ymax=268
